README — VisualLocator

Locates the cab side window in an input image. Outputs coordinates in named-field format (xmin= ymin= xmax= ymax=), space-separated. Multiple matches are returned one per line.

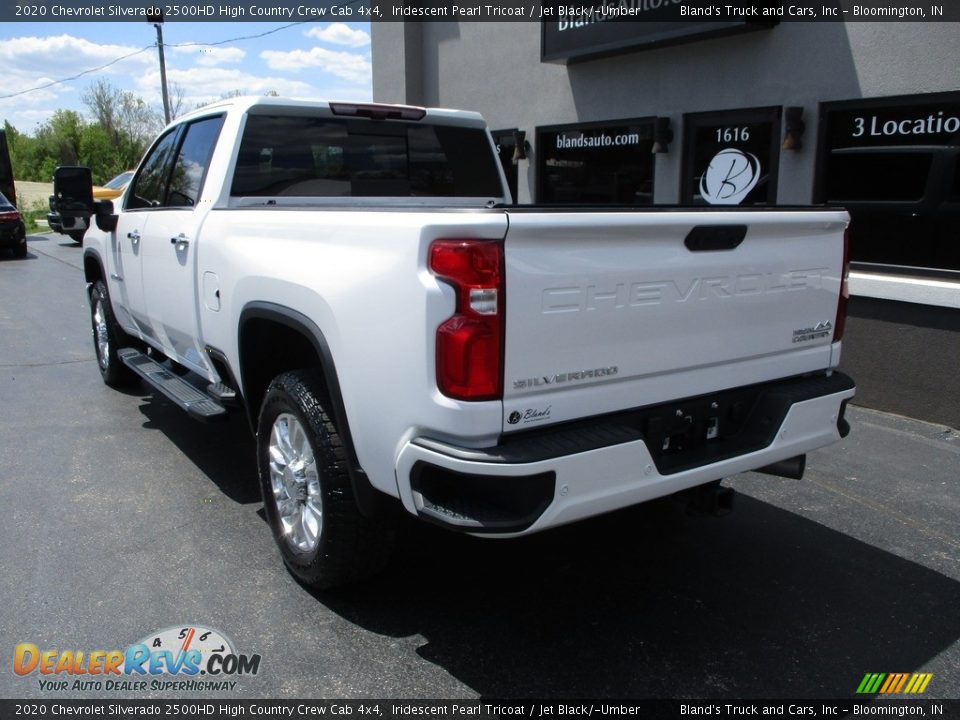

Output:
xmin=167 ymin=116 xmax=225 ymax=208
xmin=126 ymin=115 xmax=225 ymax=211
xmin=127 ymin=129 xmax=179 ymax=210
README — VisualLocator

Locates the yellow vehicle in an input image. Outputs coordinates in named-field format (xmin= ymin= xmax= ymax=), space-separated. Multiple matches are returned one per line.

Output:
xmin=92 ymin=170 xmax=135 ymax=200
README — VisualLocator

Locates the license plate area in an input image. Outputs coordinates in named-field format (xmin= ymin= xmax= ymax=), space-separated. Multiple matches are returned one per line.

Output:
xmin=638 ymin=387 xmax=767 ymax=474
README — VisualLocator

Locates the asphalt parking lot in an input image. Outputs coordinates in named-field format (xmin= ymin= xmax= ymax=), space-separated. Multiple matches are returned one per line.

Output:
xmin=1 ymin=233 xmax=958 ymax=700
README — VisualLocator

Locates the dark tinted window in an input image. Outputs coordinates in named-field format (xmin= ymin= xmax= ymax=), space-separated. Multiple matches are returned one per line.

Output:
xmin=825 ymin=151 xmax=933 ymax=202
xmin=537 ymin=121 xmax=654 ymax=204
xmin=951 ymin=156 xmax=960 ymax=201
xmin=232 ymin=115 xmax=503 ymax=198
xmin=128 ymin=130 xmax=179 ymax=209
xmin=491 ymin=130 xmax=519 ymax=202
xmin=168 ymin=116 xmax=224 ymax=208
xmin=821 ymin=150 xmax=960 ymax=272
xmin=817 ymin=95 xmax=960 ymax=273
xmin=843 ymin=215 xmax=960 ymax=272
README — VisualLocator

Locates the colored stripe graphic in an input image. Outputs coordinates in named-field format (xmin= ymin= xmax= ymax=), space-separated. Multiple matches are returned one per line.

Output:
xmin=856 ymin=673 xmax=886 ymax=694
xmin=905 ymin=673 xmax=933 ymax=694
xmin=857 ymin=673 xmax=933 ymax=694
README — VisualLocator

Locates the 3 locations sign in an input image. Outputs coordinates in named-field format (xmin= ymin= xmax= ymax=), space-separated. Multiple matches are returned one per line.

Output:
xmin=541 ymin=2 xmax=775 ymax=63
xmin=817 ymin=92 xmax=960 ymax=205
xmin=820 ymin=93 xmax=960 ymax=151
xmin=816 ymin=92 xmax=960 ymax=273
xmin=683 ymin=107 xmax=782 ymax=206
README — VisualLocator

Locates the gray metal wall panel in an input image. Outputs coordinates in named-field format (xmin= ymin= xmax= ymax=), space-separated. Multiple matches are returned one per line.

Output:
xmin=373 ymin=22 xmax=960 ymax=204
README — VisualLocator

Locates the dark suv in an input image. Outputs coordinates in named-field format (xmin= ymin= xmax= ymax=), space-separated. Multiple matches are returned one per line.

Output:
xmin=0 ymin=192 xmax=26 ymax=258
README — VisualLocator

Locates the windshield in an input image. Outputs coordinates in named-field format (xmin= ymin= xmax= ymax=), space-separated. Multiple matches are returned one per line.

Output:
xmin=104 ymin=171 xmax=134 ymax=189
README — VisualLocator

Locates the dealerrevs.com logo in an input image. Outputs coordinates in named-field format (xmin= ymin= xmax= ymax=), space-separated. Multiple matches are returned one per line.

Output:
xmin=13 ymin=625 xmax=261 ymax=693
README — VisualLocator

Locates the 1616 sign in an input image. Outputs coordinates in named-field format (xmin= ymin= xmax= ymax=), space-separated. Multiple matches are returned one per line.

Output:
xmin=683 ymin=108 xmax=782 ymax=206
xmin=715 ymin=126 xmax=752 ymax=143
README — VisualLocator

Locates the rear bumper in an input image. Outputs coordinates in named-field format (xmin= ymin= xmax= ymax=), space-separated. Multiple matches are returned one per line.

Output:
xmin=0 ymin=220 xmax=25 ymax=248
xmin=47 ymin=212 xmax=86 ymax=235
xmin=395 ymin=372 xmax=855 ymax=536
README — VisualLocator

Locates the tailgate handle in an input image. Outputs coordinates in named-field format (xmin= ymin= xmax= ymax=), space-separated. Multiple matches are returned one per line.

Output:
xmin=684 ymin=225 xmax=747 ymax=252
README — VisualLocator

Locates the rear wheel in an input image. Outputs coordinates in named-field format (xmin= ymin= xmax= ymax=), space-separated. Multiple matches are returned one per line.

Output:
xmin=90 ymin=280 xmax=138 ymax=388
xmin=257 ymin=370 xmax=394 ymax=589
xmin=68 ymin=231 xmax=84 ymax=245
xmin=13 ymin=237 xmax=26 ymax=259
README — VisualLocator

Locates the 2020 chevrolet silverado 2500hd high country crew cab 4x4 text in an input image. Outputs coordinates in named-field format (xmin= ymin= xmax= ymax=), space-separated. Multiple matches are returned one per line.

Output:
xmin=53 ymin=97 xmax=855 ymax=588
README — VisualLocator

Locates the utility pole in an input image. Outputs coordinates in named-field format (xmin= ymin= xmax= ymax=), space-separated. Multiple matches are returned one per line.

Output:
xmin=147 ymin=9 xmax=171 ymax=124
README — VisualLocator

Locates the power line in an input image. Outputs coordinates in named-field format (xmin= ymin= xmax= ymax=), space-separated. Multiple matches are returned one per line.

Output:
xmin=0 ymin=45 xmax=155 ymax=100
xmin=166 ymin=21 xmax=305 ymax=49
xmin=0 ymin=22 xmax=308 ymax=102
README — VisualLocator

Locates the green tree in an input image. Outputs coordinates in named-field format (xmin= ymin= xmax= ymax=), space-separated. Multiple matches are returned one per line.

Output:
xmin=82 ymin=79 xmax=161 ymax=178
xmin=79 ymin=124 xmax=122 ymax=184
xmin=4 ymin=121 xmax=33 ymax=179
xmin=46 ymin=109 xmax=84 ymax=164
xmin=5 ymin=81 xmax=161 ymax=183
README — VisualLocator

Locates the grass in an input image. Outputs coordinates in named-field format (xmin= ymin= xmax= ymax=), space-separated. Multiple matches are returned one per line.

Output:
xmin=19 ymin=199 xmax=49 ymax=233
xmin=14 ymin=181 xmax=54 ymax=234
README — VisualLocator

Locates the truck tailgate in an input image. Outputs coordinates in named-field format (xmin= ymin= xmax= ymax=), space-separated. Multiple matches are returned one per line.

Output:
xmin=501 ymin=209 xmax=849 ymax=430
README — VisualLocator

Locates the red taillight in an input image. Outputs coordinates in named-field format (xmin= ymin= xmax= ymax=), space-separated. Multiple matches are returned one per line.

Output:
xmin=0 ymin=211 xmax=20 ymax=222
xmin=429 ymin=239 xmax=504 ymax=401
xmin=834 ymin=227 xmax=851 ymax=342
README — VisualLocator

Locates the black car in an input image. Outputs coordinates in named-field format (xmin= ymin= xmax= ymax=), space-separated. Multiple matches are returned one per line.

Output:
xmin=0 ymin=192 xmax=26 ymax=258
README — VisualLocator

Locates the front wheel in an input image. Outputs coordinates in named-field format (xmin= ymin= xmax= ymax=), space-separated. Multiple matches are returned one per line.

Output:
xmin=90 ymin=280 xmax=138 ymax=387
xmin=257 ymin=370 xmax=394 ymax=589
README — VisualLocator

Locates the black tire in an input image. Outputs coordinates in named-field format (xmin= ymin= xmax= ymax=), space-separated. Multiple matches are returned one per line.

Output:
xmin=13 ymin=237 xmax=26 ymax=259
xmin=68 ymin=231 xmax=84 ymax=245
xmin=89 ymin=279 xmax=139 ymax=388
xmin=257 ymin=370 xmax=394 ymax=589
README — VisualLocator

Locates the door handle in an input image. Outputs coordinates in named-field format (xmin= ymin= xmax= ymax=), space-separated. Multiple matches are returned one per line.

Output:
xmin=171 ymin=234 xmax=190 ymax=249
xmin=684 ymin=225 xmax=747 ymax=252
xmin=127 ymin=231 xmax=140 ymax=246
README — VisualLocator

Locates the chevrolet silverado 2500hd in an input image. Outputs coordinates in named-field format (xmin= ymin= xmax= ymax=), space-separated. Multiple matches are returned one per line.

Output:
xmin=53 ymin=97 xmax=856 ymax=588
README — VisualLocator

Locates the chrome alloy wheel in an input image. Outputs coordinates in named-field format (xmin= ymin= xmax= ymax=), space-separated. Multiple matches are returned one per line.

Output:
xmin=93 ymin=298 xmax=109 ymax=370
xmin=268 ymin=413 xmax=323 ymax=553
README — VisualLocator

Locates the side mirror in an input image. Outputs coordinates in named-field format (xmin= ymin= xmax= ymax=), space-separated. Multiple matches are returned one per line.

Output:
xmin=94 ymin=199 xmax=118 ymax=232
xmin=53 ymin=166 xmax=94 ymax=219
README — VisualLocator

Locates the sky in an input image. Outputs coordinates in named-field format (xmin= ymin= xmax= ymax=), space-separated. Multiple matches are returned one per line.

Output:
xmin=0 ymin=20 xmax=373 ymax=134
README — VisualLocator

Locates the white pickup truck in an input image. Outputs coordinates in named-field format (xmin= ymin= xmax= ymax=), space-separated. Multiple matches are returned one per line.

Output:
xmin=53 ymin=97 xmax=855 ymax=588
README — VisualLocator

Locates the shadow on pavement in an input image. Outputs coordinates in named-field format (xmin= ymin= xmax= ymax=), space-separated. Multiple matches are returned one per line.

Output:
xmin=317 ymin=496 xmax=959 ymax=699
xmin=128 ymin=388 xmax=960 ymax=699
xmin=136 ymin=390 xmax=260 ymax=504
xmin=0 ymin=250 xmax=36 ymax=261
